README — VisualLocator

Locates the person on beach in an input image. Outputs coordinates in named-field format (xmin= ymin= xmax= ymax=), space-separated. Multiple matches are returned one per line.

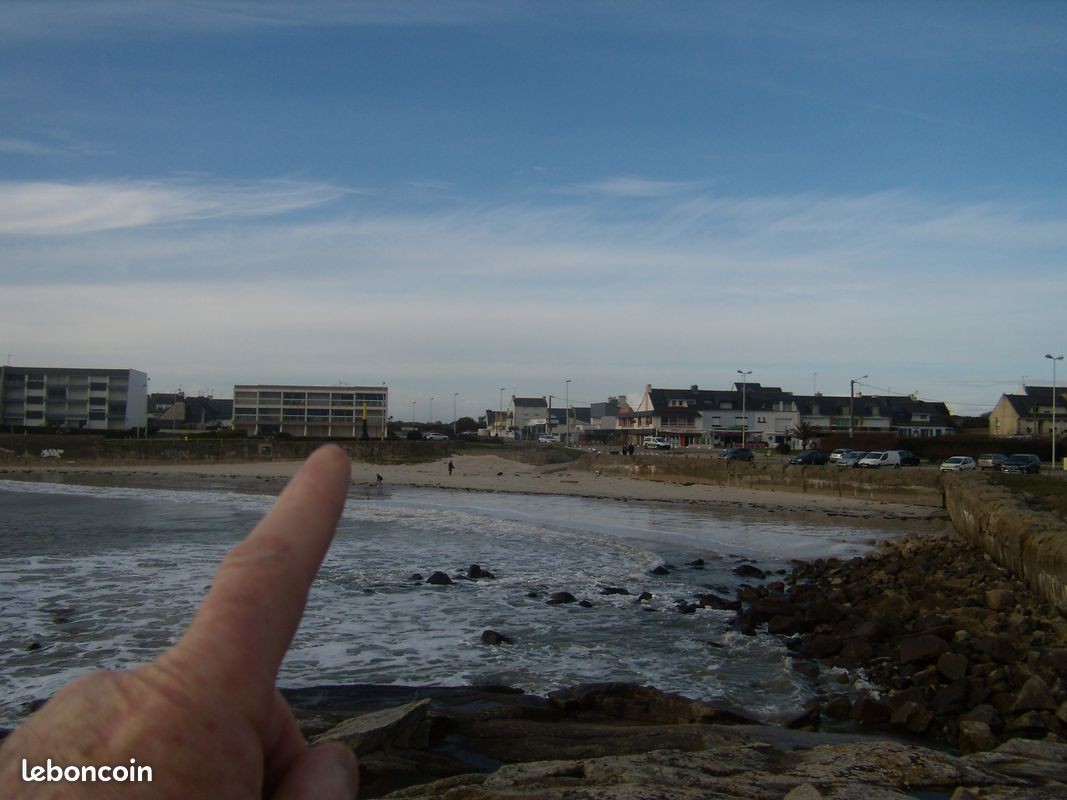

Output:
xmin=0 ymin=445 xmax=359 ymax=799
xmin=447 ymin=459 xmax=454 ymax=476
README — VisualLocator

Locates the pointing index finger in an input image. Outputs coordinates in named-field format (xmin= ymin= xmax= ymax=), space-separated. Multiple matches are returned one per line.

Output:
xmin=172 ymin=444 xmax=351 ymax=695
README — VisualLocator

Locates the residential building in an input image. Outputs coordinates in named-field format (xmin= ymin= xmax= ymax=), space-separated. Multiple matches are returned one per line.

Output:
xmin=232 ymin=384 xmax=388 ymax=439
xmin=989 ymin=386 xmax=1067 ymax=438
xmin=618 ymin=383 xmax=955 ymax=448
xmin=0 ymin=366 xmax=148 ymax=432
xmin=149 ymin=392 xmax=233 ymax=432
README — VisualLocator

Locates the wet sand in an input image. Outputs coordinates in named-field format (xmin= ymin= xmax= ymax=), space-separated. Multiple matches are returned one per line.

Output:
xmin=0 ymin=453 xmax=949 ymax=530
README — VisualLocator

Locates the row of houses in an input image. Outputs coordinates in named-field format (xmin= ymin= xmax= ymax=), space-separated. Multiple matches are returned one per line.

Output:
xmin=488 ymin=383 xmax=958 ymax=448
xmin=4 ymin=365 xmax=1064 ymax=445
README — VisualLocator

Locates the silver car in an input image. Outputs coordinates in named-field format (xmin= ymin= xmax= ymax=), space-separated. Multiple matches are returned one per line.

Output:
xmin=836 ymin=451 xmax=867 ymax=468
xmin=940 ymin=456 xmax=976 ymax=472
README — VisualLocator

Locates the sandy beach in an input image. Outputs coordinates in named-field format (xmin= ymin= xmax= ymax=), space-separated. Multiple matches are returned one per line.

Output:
xmin=0 ymin=452 xmax=949 ymax=530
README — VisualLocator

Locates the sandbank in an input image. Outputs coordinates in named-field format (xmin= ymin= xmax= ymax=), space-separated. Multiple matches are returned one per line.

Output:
xmin=0 ymin=453 xmax=949 ymax=530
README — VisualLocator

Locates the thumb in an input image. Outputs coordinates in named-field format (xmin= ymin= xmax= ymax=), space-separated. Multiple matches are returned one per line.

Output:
xmin=272 ymin=743 xmax=358 ymax=800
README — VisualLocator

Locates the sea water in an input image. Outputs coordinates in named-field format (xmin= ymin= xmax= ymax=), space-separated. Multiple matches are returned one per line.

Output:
xmin=0 ymin=479 xmax=899 ymax=727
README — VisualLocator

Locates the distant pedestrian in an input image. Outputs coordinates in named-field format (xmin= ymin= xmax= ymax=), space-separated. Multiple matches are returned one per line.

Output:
xmin=376 ymin=473 xmax=383 ymax=486
xmin=447 ymin=460 xmax=454 ymax=476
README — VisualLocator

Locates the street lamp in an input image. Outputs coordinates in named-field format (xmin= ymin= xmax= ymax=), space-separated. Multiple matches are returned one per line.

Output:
xmin=849 ymin=374 xmax=868 ymax=442
xmin=411 ymin=400 xmax=416 ymax=425
xmin=565 ymin=379 xmax=571 ymax=445
xmin=1047 ymin=354 xmax=1064 ymax=470
xmin=430 ymin=396 xmax=434 ymax=424
xmin=737 ymin=370 xmax=751 ymax=449
xmin=499 ymin=387 xmax=506 ymax=437
xmin=453 ymin=393 xmax=458 ymax=436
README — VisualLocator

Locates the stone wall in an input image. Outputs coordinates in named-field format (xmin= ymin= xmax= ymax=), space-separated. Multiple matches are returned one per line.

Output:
xmin=943 ymin=474 xmax=1067 ymax=616
xmin=576 ymin=453 xmax=945 ymax=507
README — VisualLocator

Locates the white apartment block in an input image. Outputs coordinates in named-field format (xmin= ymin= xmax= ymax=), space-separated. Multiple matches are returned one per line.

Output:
xmin=233 ymin=384 xmax=388 ymax=439
xmin=0 ymin=366 xmax=148 ymax=432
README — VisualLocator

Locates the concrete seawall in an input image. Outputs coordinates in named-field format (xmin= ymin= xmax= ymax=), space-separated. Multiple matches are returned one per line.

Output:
xmin=578 ymin=454 xmax=946 ymax=507
xmin=943 ymin=474 xmax=1067 ymax=615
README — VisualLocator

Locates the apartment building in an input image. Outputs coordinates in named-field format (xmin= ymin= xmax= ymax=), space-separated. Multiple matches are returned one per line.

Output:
xmin=232 ymin=384 xmax=388 ymax=439
xmin=0 ymin=366 xmax=148 ymax=432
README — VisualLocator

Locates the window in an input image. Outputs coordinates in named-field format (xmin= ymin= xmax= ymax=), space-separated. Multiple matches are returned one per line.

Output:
xmin=89 ymin=411 xmax=106 ymax=420
xmin=90 ymin=382 xmax=107 ymax=391
xmin=90 ymin=397 xmax=106 ymax=406
xmin=26 ymin=409 xmax=43 ymax=419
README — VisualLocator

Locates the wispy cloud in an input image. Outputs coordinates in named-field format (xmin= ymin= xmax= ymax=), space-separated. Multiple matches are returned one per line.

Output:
xmin=0 ymin=179 xmax=349 ymax=236
xmin=561 ymin=176 xmax=703 ymax=199
xmin=0 ymin=0 xmax=522 ymax=39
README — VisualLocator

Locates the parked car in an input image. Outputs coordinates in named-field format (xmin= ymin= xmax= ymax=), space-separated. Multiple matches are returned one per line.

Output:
xmin=977 ymin=453 xmax=1006 ymax=471
xmin=828 ymin=448 xmax=855 ymax=463
xmin=1001 ymin=453 xmax=1042 ymax=474
xmin=837 ymin=451 xmax=867 ymax=468
xmin=899 ymin=450 xmax=921 ymax=467
xmin=538 ymin=434 xmax=559 ymax=444
xmin=721 ymin=447 xmax=754 ymax=461
xmin=939 ymin=456 xmax=976 ymax=472
xmin=788 ymin=450 xmax=828 ymax=465
xmin=642 ymin=436 xmax=671 ymax=450
xmin=423 ymin=431 xmax=449 ymax=441
xmin=858 ymin=450 xmax=903 ymax=468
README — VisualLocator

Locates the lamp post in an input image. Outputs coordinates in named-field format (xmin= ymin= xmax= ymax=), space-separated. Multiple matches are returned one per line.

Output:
xmin=1047 ymin=354 xmax=1064 ymax=470
xmin=411 ymin=400 xmax=416 ymax=426
xmin=547 ymin=395 xmax=553 ymax=440
xmin=453 ymin=393 xmax=458 ymax=436
xmin=499 ymin=387 xmax=506 ymax=437
xmin=849 ymin=374 xmax=868 ymax=442
xmin=565 ymin=379 xmax=571 ymax=445
xmin=737 ymin=370 xmax=751 ymax=449
xmin=429 ymin=396 xmax=434 ymax=425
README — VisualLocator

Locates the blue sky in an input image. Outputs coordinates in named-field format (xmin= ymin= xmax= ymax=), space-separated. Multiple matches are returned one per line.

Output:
xmin=2 ymin=1 xmax=1066 ymax=419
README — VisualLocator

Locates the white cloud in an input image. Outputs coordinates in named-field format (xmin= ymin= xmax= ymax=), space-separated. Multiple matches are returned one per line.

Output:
xmin=0 ymin=179 xmax=348 ymax=237
xmin=2 ymin=176 xmax=1064 ymax=411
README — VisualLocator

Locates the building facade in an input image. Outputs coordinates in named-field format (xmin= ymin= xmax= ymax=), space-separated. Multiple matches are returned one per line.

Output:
xmin=0 ymin=366 xmax=148 ymax=432
xmin=989 ymin=386 xmax=1067 ymax=438
xmin=232 ymin=384 xmax=388 ymax=439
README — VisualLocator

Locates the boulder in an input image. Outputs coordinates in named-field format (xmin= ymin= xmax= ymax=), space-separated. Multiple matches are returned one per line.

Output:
xmin=426 ymin=571 xmax=453 ymax=586
xmin=697 ymin=592 xmax=740 ymax=611
xmin=547 ymin=591 xmax=577 ymax=605
xmin=899 ymin=634 xmax=950 ymax=665
xmin=957 ymin=720 xmax=997 ymax=754
xmin=600 ymin=586 xmax=630 ymax=596
xmin=650 ymin=565 xmax=670 ymax=576
xmin=1011 ymin=675 xmax=1056 ymax=712
xmin=733 ymin=564 xmax=766 ymax=579
xmin=481 ymin=630 xmax=513 ymax=646
xmin=937 ymin=651 xmax=969 ymax=682
xmin=311 ymin=699 xmax=431 ymax=756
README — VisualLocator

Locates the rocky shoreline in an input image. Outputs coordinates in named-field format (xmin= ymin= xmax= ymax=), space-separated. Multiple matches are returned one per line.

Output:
xmin=733 ymin=532 xmax=1067 ymax=753
xmin=268 ymin=531 xmax=1067 ymax=798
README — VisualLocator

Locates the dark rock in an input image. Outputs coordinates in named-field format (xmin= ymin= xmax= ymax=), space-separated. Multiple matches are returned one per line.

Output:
xmin=958 ymin=720 xmax=997 ymax=753
xmin=960 ymin=704 xmax=1002 ymax=731
xmin=768 ymin=615 xmax=804 ymax=636
xmin=426 ymin=571 xmax=453 ymax=586
xmin=674 ymin=602 xmax=697 ymax=614
xmin=792 ymin=660 xmax=820 ymax=680
xmin=937 ymin=651 xmax=969 ymax=682
xmin=1012 ymin=675 xmax=1056 ymax=712
xmin=853 ymin=616 xmax=892 ymax=643
xmin=408 ymin=573 xmax=424 ymax=582
xmin=733 ymin=564 xmax=766 ymax=579
xmin=899 ymin=634 xmax=950 ymax=665
xmin=766 ymin=581 xmax=786 ymax=593
xmin=697 ymin=593 xmax=740 ymax=611
xmin=650 ymin=565 xmax=670 ymax=576
xmin=687 ymin=558 xmax=705 ymax=567
xmin=578 ymin=600 xmax=594 ymax=608
xmin=786 ymin=699 xmax=820 ymax=730
xmin=801 ymin=635 xmax=842 ymax=659
xmin=637 ymin=591 xmax=653 ymax=602
xmin=468 ymin=564 xmax=496 ymax=580
xmin=481 ymin=630 xmax=513 ymax=646
xmin=823 ymin=695 xmax=852 ymax=720
xmin=890 ymin=700 xmax=934 ymax=734
xmin=547 ymin=592 xmax=577 ymax=605
xmin=599 ymin=586 xmax=630 ymax=596
xmin=932 ymin=680 xmax=969 ymax=715
xmin=850 ymin=695 xmax=891 ymax=726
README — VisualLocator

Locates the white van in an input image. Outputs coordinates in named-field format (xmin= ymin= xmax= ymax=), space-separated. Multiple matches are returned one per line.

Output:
xmin=642 ymin=436 xmax=671 ymax=450
xmin=858 ymin=450 xmax=902 ymax=469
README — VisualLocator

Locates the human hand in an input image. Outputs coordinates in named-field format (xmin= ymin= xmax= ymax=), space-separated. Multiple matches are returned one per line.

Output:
xmin=0 ymin=445 xmax=358 ymax=798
